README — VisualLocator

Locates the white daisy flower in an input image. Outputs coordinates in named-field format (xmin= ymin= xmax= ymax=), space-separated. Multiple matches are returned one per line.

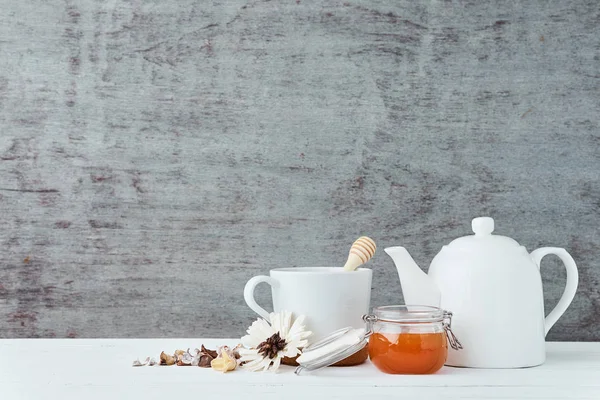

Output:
xmin=239 ymin=310 xmax=312 ymax=372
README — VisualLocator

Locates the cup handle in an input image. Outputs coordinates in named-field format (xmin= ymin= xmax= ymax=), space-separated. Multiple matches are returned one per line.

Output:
xmin=243 ymin=275 xmax=278 ymax=320
xmin=530 ymin=247 xmax=579 ymax=336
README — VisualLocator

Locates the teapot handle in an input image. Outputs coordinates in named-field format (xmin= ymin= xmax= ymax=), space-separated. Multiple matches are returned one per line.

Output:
xmin=530 ymin=247 xmax=579 ymax=336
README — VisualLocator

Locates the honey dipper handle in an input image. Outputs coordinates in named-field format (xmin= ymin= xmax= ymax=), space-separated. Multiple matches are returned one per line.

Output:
xmin=343 ymin=253 xmax=364 ymax=271
xmin=343 ymin=236 xmax=376 ymax=271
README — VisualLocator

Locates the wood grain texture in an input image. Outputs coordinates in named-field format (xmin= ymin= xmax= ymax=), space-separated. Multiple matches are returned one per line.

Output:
xmin=1 ymin=340 xmax=600 ymax=399
xmin=0 ymin=0 xmax=598 ymax=339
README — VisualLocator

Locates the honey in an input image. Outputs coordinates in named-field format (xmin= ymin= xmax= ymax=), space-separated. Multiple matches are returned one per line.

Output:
xmin=294 ymin=305 xmax=461 ymax=375
xmin=362 ymin=305 xmax=460 ymax=375
xmin=368 ymin=332 xmax=447 ymax=374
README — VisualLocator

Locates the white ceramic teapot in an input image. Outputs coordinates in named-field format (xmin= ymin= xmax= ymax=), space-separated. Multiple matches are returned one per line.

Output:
xmin=385 ymin=217 xmax=578 ymax=368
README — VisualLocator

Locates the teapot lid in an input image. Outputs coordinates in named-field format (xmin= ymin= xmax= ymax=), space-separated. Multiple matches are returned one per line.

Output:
xmin=446 ymin=217 xmax=522 ymax=251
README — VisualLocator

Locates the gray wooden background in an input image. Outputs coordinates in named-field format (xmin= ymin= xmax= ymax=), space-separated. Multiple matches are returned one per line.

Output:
xmin=0 ymin=0 xmax=598 ymax=340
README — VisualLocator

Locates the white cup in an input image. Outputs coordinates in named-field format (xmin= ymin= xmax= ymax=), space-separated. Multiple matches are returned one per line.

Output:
xmin=243 ymin=267 xmax=372 ymax=343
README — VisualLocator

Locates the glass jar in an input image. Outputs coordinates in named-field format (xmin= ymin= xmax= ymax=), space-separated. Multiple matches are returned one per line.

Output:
xmin=363 ymin=305 xmax=462 ymax=374
xmin=294 ymin=305 xmax=462 ymax=376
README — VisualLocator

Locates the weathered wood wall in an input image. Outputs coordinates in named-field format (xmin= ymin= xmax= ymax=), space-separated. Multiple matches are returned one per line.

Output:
xmin=0 ymin=0 xmax=598 ymax=340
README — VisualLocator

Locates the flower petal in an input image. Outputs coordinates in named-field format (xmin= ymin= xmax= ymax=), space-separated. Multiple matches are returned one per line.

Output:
xmin=240 ymin=354 xmax=261 ymax=363
xmin=279 ymin=311 xmax=292 ymax=339
xmin=238 ymin=348 xmax=257 ymax=357
xmin=258 ymin=356 xmax=273 ymax=372
xmin=269 ymin=312 xmax=282 ymax=336
xmin=241 ymin=334 xmax=260 ymax=349
xmin=250 ymin=318 xmax=274 ymax=337
xmin=240 ymin=311 xmax=312 ymax=372
xmin=245 ymin=355 xmax=270 ymax=372
xmin=242 ymin=356 xmax=262 ymax=368
xmin=270 ymin=355 xmax=282 ymax=373
xmin=288 ymin=315 xmax=307 ymax=337
xmin=287 ymin=330 xmax=312 ymax=343
xmin=242 ymin=318 xmax=275 ymax=348
xmin=287 ymin=337 xmax=310 ymax=348
xmin=281 ymin=345 xmax=300 ymax=358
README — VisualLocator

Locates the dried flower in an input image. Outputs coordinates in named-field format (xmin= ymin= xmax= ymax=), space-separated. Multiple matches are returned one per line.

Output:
xmin=257 ymin=332 xmax=287 ymax=359
xmin=176 ymin=349 xmax=195 ymax=366
xmin=217 ymin=344 xmax=243 ymax=363
xmin=174 ymin=350 xmax=185 ymax=360
xmin=232 ymin=344 xmax=243 ymax=359
xmin=211 ymin=349 xmax=237 ymax=373
xmin=201 ymin=344 xmax=218 ymax=359
xmin=238 ymin=310 xmax=312 ymax=372
xmin=199 ymin=353 xmax=214 ymax=367
xmin=132 ymin=357 xmax=157 ymax=367
xmin=160 ymin=351 xmax=176 ymax=366
xmin=198 ymin=345 xmax=218 ymax=367
xmin=132 ymin=344 xmax=234 ymax=369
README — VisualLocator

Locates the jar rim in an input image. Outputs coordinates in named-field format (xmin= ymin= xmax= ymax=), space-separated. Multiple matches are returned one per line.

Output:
xmin=372 ymin=305 xmax=445 ymax=323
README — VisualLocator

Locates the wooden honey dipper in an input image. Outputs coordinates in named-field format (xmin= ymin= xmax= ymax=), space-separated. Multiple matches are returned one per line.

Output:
xmin=343 ymin=236 xmax=376 ymax=271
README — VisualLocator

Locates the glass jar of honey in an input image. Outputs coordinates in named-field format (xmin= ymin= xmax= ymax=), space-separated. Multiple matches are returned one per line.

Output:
xmin=294 ymin=305 xmax=462 ymax=376
xmin=363 ymin=305 xmax=462 ymax=374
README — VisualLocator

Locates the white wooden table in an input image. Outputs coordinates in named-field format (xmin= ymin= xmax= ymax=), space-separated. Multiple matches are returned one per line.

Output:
xmin=1 ymin=339 xmax=598 ymax=399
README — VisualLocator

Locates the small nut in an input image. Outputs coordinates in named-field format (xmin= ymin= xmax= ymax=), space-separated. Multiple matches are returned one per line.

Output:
xmin=132 ymin=357 xmax=157 ymax=367
xmin=201 ymin=345 xmax=218 ymax=359
xmin=174 ymin=349 xmax=186 ymax=362
xmin=211 ymin=350 xmax=237 ymax=373
xmin=160 ymin=351 xmax=176 ymax=366
xmin=198 ymin=354 xmax=213 ymax=368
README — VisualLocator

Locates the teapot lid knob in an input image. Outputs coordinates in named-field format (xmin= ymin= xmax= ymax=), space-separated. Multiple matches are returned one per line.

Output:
xmin=472 ymin=217 xmax=494 ymax=236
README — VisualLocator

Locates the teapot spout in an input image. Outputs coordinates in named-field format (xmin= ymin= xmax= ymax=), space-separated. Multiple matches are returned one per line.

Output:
xmin=384 ymin=246 xmax=441 ymax=307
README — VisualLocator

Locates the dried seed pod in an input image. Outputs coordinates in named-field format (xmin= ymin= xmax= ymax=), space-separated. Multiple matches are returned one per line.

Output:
xmin=132 ymin=356 xmax=158 ymax=367
xmin=180 ymin=351 xmax=194 ymax=365
xmin=211 ymin=350 xmax=237 ymax=373
xmin=217 ymin=345 xmax=229 ymax=357
xmin=160 ymin=351 xmax=176 ymax=366
xmin=132 ymin=358 xmax=146 ymax=367
xmin=201 ymin=345 xmax=218 ymax=359
xmin=218 ymin=345 xmax=243 ymax=362
xmin=135 ymin=346 xmax=232 ymax=368
xmin=174 ymin=349 xmax=186 ymax=362
xmin=231 ymin=344 xmax=243 ymax=360
xmin=191 ymin=354 xmax=201 ymax=367
xmin=198 ymin=353 xmax=213 ymax=368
